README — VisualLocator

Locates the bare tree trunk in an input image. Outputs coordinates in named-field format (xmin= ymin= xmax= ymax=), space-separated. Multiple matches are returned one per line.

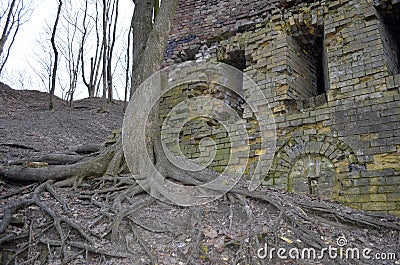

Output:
xmin=100 ymin=0 xmax=108 ymax=112
xmin=80 ymin=0 xmax=102 ymax=98
xmin=94 ymin=46 xmax=103 ymax=97
xmin=69 ymin=47 xmax=81 ymax=106
xmin=30 ymin=23 xmax=53 ymax=92
xmin=89 ymin=58 xmax=95 ymax=97
xmin=107 ymin=0 xmax=119 ymax=103
xmin=80 ymin=0 xmax=95 ymax=98
xmin=60 ymin=2 xmax=82 ymax=107
xmin=49 ymin=0 xmax=62 ymax=111
xmin=130 ymin=0 xmax=154 ymax=98
xmin=93 ymin=1 xmax=103 ymax=98
xmin=123 ymin=23 xmax=132 ymax=111
xmin=107 ymin=57 xmax=113 ymax=101
xmin=0 ymin=0 xmax=32 ymax=74
xmin=154 ymin=0 xmax=160 ymax=21
xmin=0 ymin=0 xmax=17 ymax=59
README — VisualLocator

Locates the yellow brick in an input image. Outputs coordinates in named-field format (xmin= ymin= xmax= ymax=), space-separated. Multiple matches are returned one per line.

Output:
xmin=368 ymin=186 xmax=379 ymax=193
xmin=370 ymin=194 xmax=387 ymax=202
xmin=372 ymin=153 xmax=400 ymax=169
xmin=366 ymin=163 xmax=383 ymax=171
xmin=255 ymin=149 xmax=267 ymax=156
xmin=360 ymin=133 xmax=378 ymax=141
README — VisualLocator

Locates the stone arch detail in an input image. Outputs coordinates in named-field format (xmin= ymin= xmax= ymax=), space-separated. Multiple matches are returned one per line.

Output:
xmin=268 ymin=134 xmax=359 ymax=198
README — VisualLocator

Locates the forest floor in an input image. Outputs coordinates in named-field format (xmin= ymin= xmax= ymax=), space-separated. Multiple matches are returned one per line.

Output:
xmin=0 ymin=82 xmax=399 ymax=265
xmin=0 ymin=82 xmax=123 ymax=164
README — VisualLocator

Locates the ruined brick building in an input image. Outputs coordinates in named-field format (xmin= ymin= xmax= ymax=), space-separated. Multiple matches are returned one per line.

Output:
xmin=162 ymin=0 xmax=400 ymax=215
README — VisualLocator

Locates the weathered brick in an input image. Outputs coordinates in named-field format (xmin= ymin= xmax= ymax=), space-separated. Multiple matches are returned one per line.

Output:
xmin=163 ymin=0 xmax=400 ymax=216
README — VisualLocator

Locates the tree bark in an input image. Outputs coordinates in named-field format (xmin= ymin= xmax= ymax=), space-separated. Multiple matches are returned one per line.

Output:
xmin=101 ymin=0 xmax=108 ymax=111
xmin=124 ymin=22 xmax=132 ymax=111
xmin=2 ymin=141 xmax=116 ymax=182
xmin=49 ymin=0 xmax=62 ymax=111
xmin=0 ymin=0 xmax=17 ymax=60
xmin=107 ymin=0 xmax=119 ymax=103
xmin=80 ymin=0 xmax=96 ymax=98
xmin=0 ymin=0 xmax=32 ymax=74
xmin=130 ymin=0 xmax=154 ymax=98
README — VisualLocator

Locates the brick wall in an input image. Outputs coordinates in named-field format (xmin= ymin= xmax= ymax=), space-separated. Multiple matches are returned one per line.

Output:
xmin=165 ymin=0 xmax=281 ymax=64
xmin=162 ymin=0 xmax=400 ymax=216
xmin=376 ymin=2 xmax=400 ymax=76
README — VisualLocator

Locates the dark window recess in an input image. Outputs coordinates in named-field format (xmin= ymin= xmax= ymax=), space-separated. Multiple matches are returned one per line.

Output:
xmin=376 ymin=3 xmax=400 ymax=75
xmin=291 ymin=25 xmax=328 ymax=99
xmin=315 ymin=35 xmax=326 ymax=95
xmin=220 ymin=50 xmax=247 ymax=71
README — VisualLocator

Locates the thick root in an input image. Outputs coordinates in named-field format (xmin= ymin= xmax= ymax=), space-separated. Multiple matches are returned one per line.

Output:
xmin=1 ymin=142 xmax=120 ymax=182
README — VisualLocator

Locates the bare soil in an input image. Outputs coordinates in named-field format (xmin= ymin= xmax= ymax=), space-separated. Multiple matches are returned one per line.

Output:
xmin=0 ymin=82 xmax=124 ymax=167
xmin=0 ymin=82 xmax=399 ymax=265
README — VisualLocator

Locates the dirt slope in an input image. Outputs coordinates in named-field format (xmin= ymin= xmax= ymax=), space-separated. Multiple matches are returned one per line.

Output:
xmin=0 ymin=82 xmax=124 ymax=167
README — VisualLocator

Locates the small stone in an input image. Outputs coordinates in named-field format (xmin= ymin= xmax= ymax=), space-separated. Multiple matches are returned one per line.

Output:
xmin=23 ymin=161 xmax=48 ymax=168
xmin=10 ymin=214 xmax=24 ymax=227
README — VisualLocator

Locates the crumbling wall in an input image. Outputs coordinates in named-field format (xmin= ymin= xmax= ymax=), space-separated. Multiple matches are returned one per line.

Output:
xmin=162 ymin=0 xmax=400 ymax=216
xmin=165 ymin=0 xmax=281 ymax=64
xmin=376 ymin=2 xmax=400 ymax=75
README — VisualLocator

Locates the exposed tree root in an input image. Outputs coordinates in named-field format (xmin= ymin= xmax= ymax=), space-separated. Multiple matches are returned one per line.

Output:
xmin=67 ymin=143 xmax=104 ymax=154
xmin=186 ymin=207 xmax=204 ymax=265
xmin=0 ymin=183 xmax=36 ymax=200
xmin=234 ymin=188 xmax=400 ymax=231
xmin=39 ymin=239 xmax=131 ymax=258
xmin=0 ymin=142 xmax=118 ymax=182
xmin=130 ymin=221 xmax=158 ymax=264
xmin=0 ymin=143 xmax=38 ymax=151
xmin=1 ymin=141 xmax=399 ymax=264
xmin=0 ymin=181 xmax=93 ymax=243
xmin=7 ymin=153 xmax=84 ymax=166
xmin=109 ymin=196 xmax=155 ymax=242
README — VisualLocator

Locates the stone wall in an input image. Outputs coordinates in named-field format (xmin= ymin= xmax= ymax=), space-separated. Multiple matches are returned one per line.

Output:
xmin=162 ymin=0 xmax=400 ymax=216
xmin=376 ymin=2 xmax=400 ymax=76
xmin=165 ymin=0 xmax=281 ymax=64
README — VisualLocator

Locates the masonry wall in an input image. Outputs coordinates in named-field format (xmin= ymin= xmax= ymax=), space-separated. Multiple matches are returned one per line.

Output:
xmin=286 ymin=36 xmax=319 ymax=100
xmin=165 ymin=0 xmax=281 ymax=64
xmin=163 ymin=0 xmax=400 ymax=216
xmin=378 ymin=19 xmax=399 ymax=76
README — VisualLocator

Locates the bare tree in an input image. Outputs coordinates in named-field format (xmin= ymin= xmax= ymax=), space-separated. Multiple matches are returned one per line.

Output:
xmin=81 ymin=0 xmax=103 ymax=98
xmin=59 ymin=1 xmax=84 ymax=105
xmin=100 ymin=0 xmax=120 ymax=112
xmin=29 ymin=21 xmax=59 ymax=95
xmin=100 ymin=0 xmax=108 ymax=111
xmin=0 ymin=0 xmax=33 ymax=74
xmin=49 ymin=0 xmax=63 ymax=111
xmin=0 ymin=68 xmax=32 ymax=89
xmin=123 ymin=21 xmax=133 ymax=111
xmin=106 ymin=0 xmax=119 ymax=103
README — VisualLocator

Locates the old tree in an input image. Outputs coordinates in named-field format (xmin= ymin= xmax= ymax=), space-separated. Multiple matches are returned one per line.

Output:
xmin=0 ymin=0 xmax=399 ymax=264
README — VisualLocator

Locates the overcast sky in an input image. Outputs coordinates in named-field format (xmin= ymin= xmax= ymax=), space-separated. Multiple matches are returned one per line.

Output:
xmin=1 ymin=0 xmax=135 ymax=100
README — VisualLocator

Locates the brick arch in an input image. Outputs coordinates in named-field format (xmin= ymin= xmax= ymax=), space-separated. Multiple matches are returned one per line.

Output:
xmin=268 ymin=134 xmax=360 ymax=195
